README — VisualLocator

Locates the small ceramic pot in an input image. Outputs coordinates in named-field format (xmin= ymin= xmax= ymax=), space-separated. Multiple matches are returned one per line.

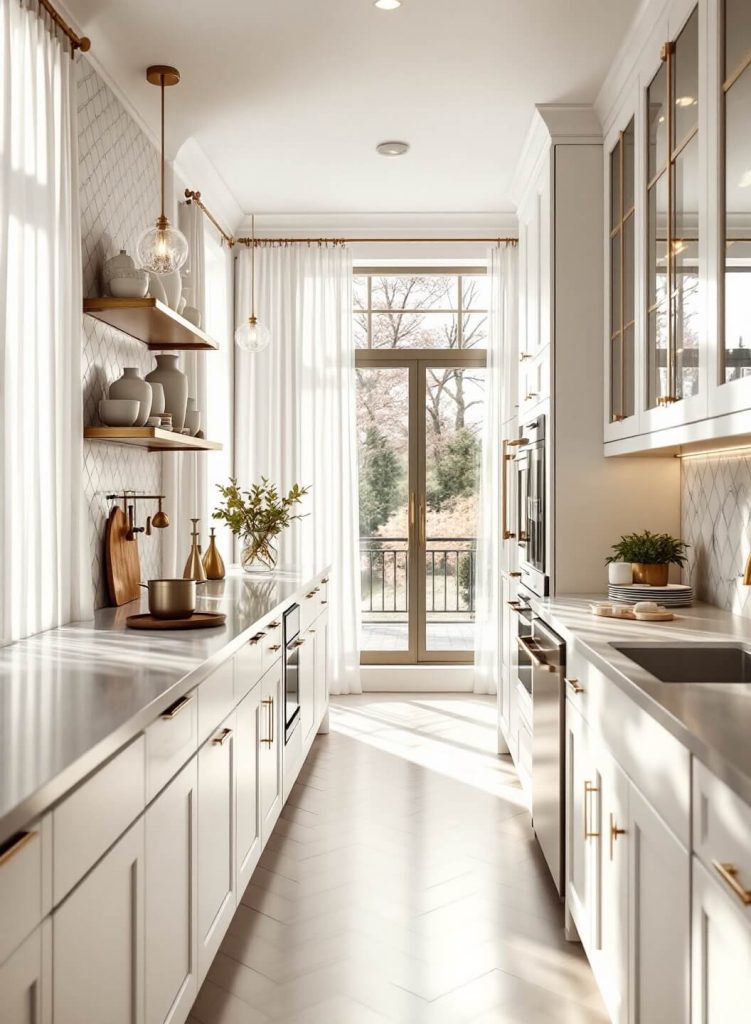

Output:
xmin=608 ymin=562 xmax=633 ymax=585
xmin=99 ymin=399 xmax=140 ymax=427
xmin=632 ymin=563 xmax=669 ymax=587
xmin=109 ymin=368 xmax=152 ymax=426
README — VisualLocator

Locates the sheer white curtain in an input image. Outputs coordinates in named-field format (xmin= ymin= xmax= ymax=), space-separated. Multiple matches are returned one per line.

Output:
xmin=235 ymin=244 xmax=361 ymax=695
xmin=474 ymin=244 xmax=518 ymax=694
xmin=0 ymin=1 xmax=91 ymax=643
xmin=162 ymin=201 xmax=207 ymax=574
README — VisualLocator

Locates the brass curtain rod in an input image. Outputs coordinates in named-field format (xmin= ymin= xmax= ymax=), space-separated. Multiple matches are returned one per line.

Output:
xmin=36 ymin=0 xmax=91 ymax=53
xmin=235 ymin=236 xmax=518 ymax=247
xmin=184 ymin=189 xmax=235 ymax=247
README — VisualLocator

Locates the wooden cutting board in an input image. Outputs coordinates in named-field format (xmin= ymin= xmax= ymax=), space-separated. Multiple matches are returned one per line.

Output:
xmin=105 ymin=506 xmax=141 ymax=606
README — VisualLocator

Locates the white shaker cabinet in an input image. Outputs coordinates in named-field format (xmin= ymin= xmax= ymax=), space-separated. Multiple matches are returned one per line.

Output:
xmin=692 ymin=857 xmax=751 ymax=1024
xmin=52 ymin=819 xmax=145 ymax=1024
xmin=259 ymin=662 xmax=284 ymax=846
xmin=235 ymin=683 xmax=263 ymax=897
xmin=565 ymin=700 xmax=596 ymax=948
xmin=0 ymin=923 xmax=51 ymax=1024
xmin=197 ymin=713 xmax=236 ymax=983
xmin=299 ymin=627 xmax=317 ymax=748
xmin=145 ymin=758 xmax=198 ymax=1024
xmin=314 ymin=608 xmax=329 ymax=728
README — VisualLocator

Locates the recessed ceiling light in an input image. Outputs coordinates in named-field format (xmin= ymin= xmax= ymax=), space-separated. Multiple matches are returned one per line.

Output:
xmin=377 ymin=141 xmax=409 ymax=157
xmin=374 ymin=0 xmax=401 ymax=9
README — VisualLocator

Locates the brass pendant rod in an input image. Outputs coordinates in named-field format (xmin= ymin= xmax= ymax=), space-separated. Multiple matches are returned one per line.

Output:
xmin=37 ymin=0 xmax=90 ymax=54
xmin=160 ymin=77 xmax=166 ymax=223
xmin=235 ymin=236 xmax=518 ymax=247
xmin=184 ymin=189 xmax=235 ymax=247
xmin=250 ymin=214 xmax=256 ymax=319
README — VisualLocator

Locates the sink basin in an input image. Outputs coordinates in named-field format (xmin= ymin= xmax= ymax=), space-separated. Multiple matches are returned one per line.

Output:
xmin=613 ymin=644 xmax=751 ymax=684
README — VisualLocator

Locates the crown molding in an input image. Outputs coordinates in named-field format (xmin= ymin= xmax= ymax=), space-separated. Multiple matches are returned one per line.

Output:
xmin=235 ymin=211 xmax=518 ymax=238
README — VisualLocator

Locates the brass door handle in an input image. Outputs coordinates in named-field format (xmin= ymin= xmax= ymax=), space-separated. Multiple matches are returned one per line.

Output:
xmin=160 ymin=694 xmax=193 ymax=720
xmin=713 ymin=861 xmax=751 ymax=905
xmin=567 ymin=678 xmax=585 ymax=695
xmin=584 ymin=781 xmax=600 ymax=839
xmin=409 ymin=492 xmax=416 ymax=534
xmin=609 ymin=814 xmax=627 ymax=860
xmin=0 ymin=830 xmax=36 ymax=867
xmin=418 ymin=503 xmax=426 ymax=546
xmin=261 ymin=697 xmax=274 ymax=745
xmin=212 ymin=727 xmax=232 ymax=747
xmin=517 ymin=635 xmax=556 ymax=672
xmin=249 ymin=631 xmax=266 ymax=646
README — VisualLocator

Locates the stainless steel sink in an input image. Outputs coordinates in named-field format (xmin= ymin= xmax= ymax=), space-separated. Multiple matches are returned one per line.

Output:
xmin=613 ymin=644 xmax=751 ymax=684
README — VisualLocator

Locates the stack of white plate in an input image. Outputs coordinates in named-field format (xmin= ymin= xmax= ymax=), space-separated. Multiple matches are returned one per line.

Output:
xmin=607 ymin=583 xmax=693 ymax=607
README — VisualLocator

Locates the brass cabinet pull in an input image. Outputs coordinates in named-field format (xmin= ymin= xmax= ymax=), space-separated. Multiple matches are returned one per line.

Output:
xmin=517 ymin=635 xmax=557 ymax=673
xmin=507 ymin=437 xmax=530 ymax=448
xmin=584 ymin=781 xmax=600 ymax=839
xmin=712 ymin=861 xmax=751 ymax=906
xmin=269 ymin=643 xmax=282 ymax=653
xmin=267 ymin=620 xmax=280 ymax=629
xmin=502 ymin=439 xmax=516 ymax=540
xmin=160 ymin=693 xmax=193 ymax=720
xmin=261 ymin=697 xmax=274 ymax=746
xmin=567 ymin=678 xmax=585 ymax=695
xmin=519 ymin=352 xmax=532 ymax=361
xmin=609 ymin=813 xmax=627 ymax=860
xmin=506 ymin=600 xmax=525 ymax=613
xmin=306 ymin=591 xmax=317 ymax=598
xmin=525 ymin=393 xmax=538 ymax=401
xmin=508 ymin=571 xmax=522 ymax=578
xmin=321 ymin=576 xmax=329 ymax=584
xmin=212 ymin=727 xmax=232 ymax=747
xmin=294 ymin=638 xmax=306 ymax=647
xmin=321 ymin=599 xmax=328 ymax=604
xmin=249 ymin=631 xmax=266 ymax=646
xmin=0 ymin=830 xmax=36 ymax=867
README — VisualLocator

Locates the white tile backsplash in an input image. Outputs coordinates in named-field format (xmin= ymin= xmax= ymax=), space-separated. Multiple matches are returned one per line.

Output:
xmin=78 ymin=60 xmax=163 ymax=608
xmin=682 ymin=453 xmax=751 ymax=618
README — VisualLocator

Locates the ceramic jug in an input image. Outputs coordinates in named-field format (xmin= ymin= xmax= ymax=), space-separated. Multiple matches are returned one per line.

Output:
xmin=146 ymin=355 xmax=188 ymax=430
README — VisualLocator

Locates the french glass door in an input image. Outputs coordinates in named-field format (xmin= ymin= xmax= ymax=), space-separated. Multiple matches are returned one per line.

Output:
xmin=356 ymin=353 xmax=486 ymax=664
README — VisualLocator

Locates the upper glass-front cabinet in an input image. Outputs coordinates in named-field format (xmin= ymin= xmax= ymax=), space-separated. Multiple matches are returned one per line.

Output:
xmin=646 ymin=6 xmax=700 ymax=409
xmin=609 ymin=120 xmax=635 ymax=422
xmin=722 ymin=0 xmax=751 ymax=383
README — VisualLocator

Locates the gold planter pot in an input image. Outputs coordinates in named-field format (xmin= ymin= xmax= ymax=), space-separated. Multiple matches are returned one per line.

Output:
xmin=632 ymin=563 xmax=669 ymax=587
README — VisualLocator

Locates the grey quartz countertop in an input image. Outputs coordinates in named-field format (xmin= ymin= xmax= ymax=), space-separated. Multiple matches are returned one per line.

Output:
xmin=531 ymin=595 xmax=751 ymax=805
xmin=0 ymin=567 xmax=326 ymax=844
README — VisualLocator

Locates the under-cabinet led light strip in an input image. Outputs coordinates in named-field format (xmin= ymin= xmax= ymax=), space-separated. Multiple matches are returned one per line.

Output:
xmin=675 ymin=444 xmax=751 ymax=460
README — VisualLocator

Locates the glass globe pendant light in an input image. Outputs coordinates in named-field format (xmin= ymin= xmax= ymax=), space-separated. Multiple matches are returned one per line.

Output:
xmin=136 ymin=66 xmax=189 ymax=275
xmin=235 ymin=214 xmax=271 ymax=352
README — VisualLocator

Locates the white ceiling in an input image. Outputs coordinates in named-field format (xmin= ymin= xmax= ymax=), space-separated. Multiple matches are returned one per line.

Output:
xmin=65 ymin=0 xmax=640 ymax=218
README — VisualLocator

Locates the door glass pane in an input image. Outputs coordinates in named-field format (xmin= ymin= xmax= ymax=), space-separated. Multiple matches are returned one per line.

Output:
xmin=424 ymin=366 xmax=485 ymax=652
xmin=357 ymin=367 xmax=410 ymax=653
xmin=725 ymin=0 xmax=751 ymax=82
xmin=673 ymin=9 xmax=699 ymax=146
xmin=724 ymin=59 xmax=751 ymax=381
xmin=623 ymin=119 xmax=635 ymax=212
xmin=647 ymin=61 xmax=668 ymax=182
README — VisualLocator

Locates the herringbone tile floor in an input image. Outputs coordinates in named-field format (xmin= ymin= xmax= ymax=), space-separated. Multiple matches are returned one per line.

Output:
xmin=189 ymin=694 xmax=609 ymax=1024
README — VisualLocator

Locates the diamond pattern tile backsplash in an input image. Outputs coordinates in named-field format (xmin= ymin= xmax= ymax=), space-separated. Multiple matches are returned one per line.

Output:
xmin=79 ymin=61 xmax=163 ymax=608
xmin=682 ymin=453 xmax=751 ymax=618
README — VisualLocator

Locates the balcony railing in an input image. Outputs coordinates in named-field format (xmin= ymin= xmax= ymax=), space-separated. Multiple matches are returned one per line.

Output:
xmin=360 ymin=537 xmax=476 ymax=614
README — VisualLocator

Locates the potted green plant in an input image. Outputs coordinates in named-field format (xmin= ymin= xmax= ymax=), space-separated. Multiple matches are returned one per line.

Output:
xmin=213 ymin=477 xmax=310 ymax=573
xmin=605 ymin=530 xmax=689 ymax=587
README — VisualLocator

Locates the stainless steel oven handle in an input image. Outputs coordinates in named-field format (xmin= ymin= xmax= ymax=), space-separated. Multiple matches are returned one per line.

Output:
xmin=517 ymin=635 xmax=557 ymax=673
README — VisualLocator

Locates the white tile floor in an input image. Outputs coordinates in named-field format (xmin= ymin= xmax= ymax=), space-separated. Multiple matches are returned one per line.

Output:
xmin=188 ymin=694 xmax=608 ymax=1024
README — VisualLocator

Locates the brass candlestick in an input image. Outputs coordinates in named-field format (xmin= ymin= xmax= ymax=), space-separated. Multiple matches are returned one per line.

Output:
xmin=183 ymin=518 xmax=207 ymax=581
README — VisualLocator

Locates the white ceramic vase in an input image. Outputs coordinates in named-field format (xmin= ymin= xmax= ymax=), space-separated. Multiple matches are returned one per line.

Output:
xmin=108 ymin=368 xmax=152 ymax=426
xmin=149 ymin=382 xmax=165 ymax=417
xmin=161 ymin=270 xmax=183 ymax=311
xmin=146 ymin=355 xmax=189 ymax=430
xmin=103 ymin=249 xmax=135 ymax=286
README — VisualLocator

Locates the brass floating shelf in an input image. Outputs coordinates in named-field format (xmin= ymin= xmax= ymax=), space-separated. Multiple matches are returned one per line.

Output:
xmin=84 ymin=427 xmax=223 ymax=452
xmin=83 ymin=298 xmax=219 ymax=351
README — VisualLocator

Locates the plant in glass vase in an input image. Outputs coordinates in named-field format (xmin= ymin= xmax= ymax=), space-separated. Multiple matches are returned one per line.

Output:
xmin=213 ymin=478 xmax=310 ymax=573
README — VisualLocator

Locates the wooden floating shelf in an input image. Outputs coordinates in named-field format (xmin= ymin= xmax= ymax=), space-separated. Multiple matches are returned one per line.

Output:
xmin=83 ymin=297 xmax=219 ymax=351
xmin=84 ymin=427 xmax=223 ymax=452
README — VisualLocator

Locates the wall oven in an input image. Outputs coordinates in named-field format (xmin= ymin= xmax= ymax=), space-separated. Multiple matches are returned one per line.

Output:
xmin=515 ymin=414 xmax=548 ymax=597
xmin=283 ymin=603 xmax=301 ymax=742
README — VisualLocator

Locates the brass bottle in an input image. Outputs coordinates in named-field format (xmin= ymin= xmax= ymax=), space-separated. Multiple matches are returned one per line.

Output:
xmin=202 ymin=528 xmax=226 ymax=580
xmin=183 ymin=518 xmax=207 ymax=581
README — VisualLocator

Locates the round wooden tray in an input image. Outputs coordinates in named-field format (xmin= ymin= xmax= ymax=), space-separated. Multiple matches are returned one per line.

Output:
xmin=126 ymin=612 xmax=227 ymax=630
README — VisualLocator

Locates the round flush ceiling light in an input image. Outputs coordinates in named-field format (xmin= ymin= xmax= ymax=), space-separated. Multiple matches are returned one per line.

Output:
xmin=374 ymin=0 xmax=401 ymax=9
xmin=377 ymin=141 xmax=409 ymax=157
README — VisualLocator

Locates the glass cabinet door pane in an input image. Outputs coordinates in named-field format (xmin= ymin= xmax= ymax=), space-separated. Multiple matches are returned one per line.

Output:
xmin=624 ymin=214 xmax=635 ymax=325
xmin=648 ymin=175 xmax=669 ymax=312
xmin=647 ymin=61 xmax=668 ymax=182
xmin=623 ymin=119 xmax=635 ymax=212
xmin=673 ymin=9 xmax=699 ymax=146
xmin=724 ymin=0 xmax=751 ymax=83
xmin=611 ymin=335 xmax=623 ymax=421
xmin=673 ymin=135 xmax=701 ymax=399
xmin=610 ymin=141 xmax=621 ymax=227
xmin=724 ymin=61 xmax=751 ymax=381
xmin=648 ymin=308 xmax=670 ymax=407
xmin=623 ymin=323 xmax=635 ymax=417
xmin=610 ymin=234 xmax=621 ymax=333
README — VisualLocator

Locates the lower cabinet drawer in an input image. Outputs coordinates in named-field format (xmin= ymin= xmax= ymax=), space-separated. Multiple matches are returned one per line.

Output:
xmin=145 ymin=690 xmax=197 ymax=802
xmin=0 ymin=819 xmax=47 ymax=966
xmin=53 ymin=736 xmax=145 ymax=905
xmin=235 ymin=630 xmax=266 ymax=702
xmin=261 ymin=618 xmax=283 ymax=676
xmin=693 ymin=760 xmax=751 ymax=920
xmin=198 ymin=658 xmax=235 ymax=744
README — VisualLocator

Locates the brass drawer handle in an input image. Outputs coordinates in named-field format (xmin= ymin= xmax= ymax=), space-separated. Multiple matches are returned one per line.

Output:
xmin=212 ymin=727 xmax=232 ymax=747
xmin=519 ymin=352 xmax=532 ymax=361
xmin=567 ymin=678 xmax=585 ymax=695
xmin=0 ymin=830 xmax=36 ymax=867
xmin=269 ymin=644 xmax=282 ymax=653
xmin=508 ymin=571 xmax=522 ymax=578
xmin=249 ymin=631 xmax=266 ymax=646
xmin=160 ymin=694 xmax=193 ymax=720
xmin=321 ymin=600 xmax=328 ymax=604
xmin=517 ymin=635 xmax=556 ymax=673
xmin=609 ymin=814 xmax=627 ymax=860
xmin=261 ymin=697 xmax=274 ymax=745
xmin=507 ymin=437 xmax=530 ymax=447
xmin=584 ymin=781 xmax=600 ymax=839
xmin=713 ymin=861 xmax=751 ymax=906
xmin=506 ymin=600 xmax=525 ymax=613
xmin=309 ymin=628 xmax=317 ymax=634
xmin=321 ymin=577 xmax=329 ymax=583
xmin=293 ymin=638 xmax=306 ymax=647
xmin=306 ymin=591 xmax=317 ymax=599
xmin=267 ymin=620 xmax=280 ymax=629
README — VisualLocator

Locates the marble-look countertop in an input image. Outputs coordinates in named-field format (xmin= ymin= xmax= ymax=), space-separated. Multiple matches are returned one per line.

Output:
xmin=0 ymin=567 xmax=325 ymax=844
xmin=532 ymin=596 xmax=751 ymax=804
